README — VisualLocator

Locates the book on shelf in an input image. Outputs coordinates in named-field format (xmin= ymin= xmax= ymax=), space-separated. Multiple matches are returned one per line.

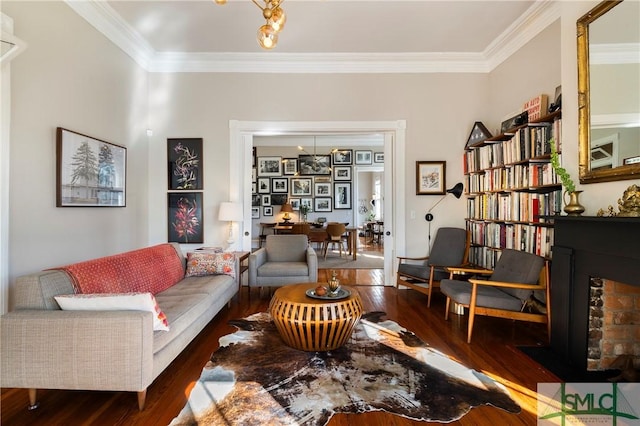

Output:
xmin=523 ymin=94 xmax=548 ymax=122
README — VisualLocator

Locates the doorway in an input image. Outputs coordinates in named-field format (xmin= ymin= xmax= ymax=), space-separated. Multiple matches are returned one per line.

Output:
xmin=228 ymin=120 xmax=406 ymax=286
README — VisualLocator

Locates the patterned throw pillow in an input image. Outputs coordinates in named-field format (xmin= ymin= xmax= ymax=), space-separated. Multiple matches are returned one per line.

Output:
xmin=54 ymin=292 xmax=169 ymax=331
xmin=185 ymin=252 xmax=236 ymax=279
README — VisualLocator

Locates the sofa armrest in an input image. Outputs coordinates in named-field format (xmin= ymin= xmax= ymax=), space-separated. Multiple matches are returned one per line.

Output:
xmin=249 ymin=248 xmax=267 ymax=285
xmin=1 ymin=310 xmax=154 ymax=392
xmin=306 ymin=246 xmax=318 ymax=282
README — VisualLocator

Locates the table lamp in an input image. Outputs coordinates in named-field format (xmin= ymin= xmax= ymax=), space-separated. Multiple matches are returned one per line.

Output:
xmin=218 ymin=202 xmax=243 ymax=249
xmin=280 ymin=203 xmax=293 ymax=223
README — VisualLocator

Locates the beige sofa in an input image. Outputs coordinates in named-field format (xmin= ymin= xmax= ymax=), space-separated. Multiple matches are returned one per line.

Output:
xmin=0 ymin=243 xmax=238 ymax=410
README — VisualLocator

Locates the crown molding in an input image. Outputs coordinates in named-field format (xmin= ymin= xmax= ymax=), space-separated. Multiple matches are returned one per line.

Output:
xmin=66 ymin=0 xmax=559 ymax=74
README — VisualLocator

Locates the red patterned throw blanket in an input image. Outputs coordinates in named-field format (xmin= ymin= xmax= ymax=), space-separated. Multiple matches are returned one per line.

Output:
xmin=56 ymin=244 xmax=185 ymax=295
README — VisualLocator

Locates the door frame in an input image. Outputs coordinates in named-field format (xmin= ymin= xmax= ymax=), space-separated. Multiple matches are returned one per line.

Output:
xmin=228 ymin=120 xmax=405 ymax=286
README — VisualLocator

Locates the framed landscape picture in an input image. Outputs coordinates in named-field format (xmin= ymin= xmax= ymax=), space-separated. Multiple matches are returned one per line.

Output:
xmin=332 ymin=149 xmax=352 ymax=165
xmin=298 ymin=155 xmax=331 ymax=175
xmin=314 ymin=182 xmax=332 ymax=197
xmin=314 ymin=197 xmax=332 ymax=212
xmin=355 ymin=150 xmax=372 ymax=165
xmin=56 ymin=127 xmax=126 ymax=207
xmin=271 ymin=194 xmax=288 ymax=205
xmin=334 ymin=182 xmax=352 ymax=209
xmin=168 ymin=192 xmax=203 ymax=243
xmin=291 ymin=178 xmax=312 ymax=196
xmin=289 ymin=198 xmax=301 ymax=211
xmin=257 ymin=156 xmax=282 ymax=177
xmin=416 ymin=161 xmax=446 ymax=195
xmin=168 ymin=138 xmax=203 ymax=190
xmin=333 ymin=166 xmax=351 ymax=181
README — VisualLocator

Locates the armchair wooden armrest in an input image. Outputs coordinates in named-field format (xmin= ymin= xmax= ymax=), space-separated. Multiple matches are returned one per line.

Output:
xmin=445 ymin=265 xmax=493 ymax=276
xmin=468 ymin=278 xmax=546 ymax=291
xmin=397 ymin=255 xmax=429 ymax=262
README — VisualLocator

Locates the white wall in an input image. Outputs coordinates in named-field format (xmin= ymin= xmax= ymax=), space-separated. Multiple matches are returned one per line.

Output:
xmin=4 ymin=2 xmax=149 ymax=297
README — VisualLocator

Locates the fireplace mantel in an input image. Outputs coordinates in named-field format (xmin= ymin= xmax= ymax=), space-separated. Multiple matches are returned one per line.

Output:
xmin=550 ymin=216 xmax=640 ymax=371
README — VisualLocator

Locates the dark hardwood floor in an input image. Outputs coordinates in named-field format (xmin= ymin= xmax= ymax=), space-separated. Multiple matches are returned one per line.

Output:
xmin=1 ymin=243 xmax=558 ymax=425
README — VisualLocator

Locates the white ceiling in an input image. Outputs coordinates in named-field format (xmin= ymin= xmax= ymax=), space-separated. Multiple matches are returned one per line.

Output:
xmin=66 ymin=0 xmax=561 ymax=73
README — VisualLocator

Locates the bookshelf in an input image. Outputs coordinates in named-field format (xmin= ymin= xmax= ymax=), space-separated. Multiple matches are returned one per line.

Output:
xmin=464 ymin=111 xmax=562 ymax=269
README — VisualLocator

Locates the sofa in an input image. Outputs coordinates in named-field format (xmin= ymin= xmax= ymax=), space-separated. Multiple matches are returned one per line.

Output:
xmin=249 ymin=235 xmax=318 ymax=288
xmin=0 ymin=243 xmax=238 ymax=410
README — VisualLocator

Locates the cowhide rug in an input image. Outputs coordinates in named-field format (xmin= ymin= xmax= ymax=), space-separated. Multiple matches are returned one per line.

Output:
xmin=169 ymin=312 xmax=520 ymax=425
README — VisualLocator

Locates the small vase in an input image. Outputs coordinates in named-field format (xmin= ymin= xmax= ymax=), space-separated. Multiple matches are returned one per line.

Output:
xmin=564 ymin=190 xmax=585 ymax=216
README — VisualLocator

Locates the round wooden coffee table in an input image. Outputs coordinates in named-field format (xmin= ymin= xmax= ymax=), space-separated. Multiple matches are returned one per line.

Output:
xmin=269 ymin=283 xmax=363 ymax=351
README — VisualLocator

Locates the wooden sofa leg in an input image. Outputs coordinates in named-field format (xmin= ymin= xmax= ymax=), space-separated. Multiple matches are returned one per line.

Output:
xmin=27 ymin=388 xmax=39 ymax=410
xmin=137 ymin=389 xmax=147 ymax=411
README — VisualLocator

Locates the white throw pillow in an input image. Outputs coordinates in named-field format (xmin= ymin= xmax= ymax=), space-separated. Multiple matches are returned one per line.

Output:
xmin=54 ymin=292 xmax=169 ymax=331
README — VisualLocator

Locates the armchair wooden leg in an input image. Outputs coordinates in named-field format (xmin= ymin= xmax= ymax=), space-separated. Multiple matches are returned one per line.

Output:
xmin=444 ymin=297 xmax=451 ymax=320
xmin=137 ymin=389 xmax=147 ymax=411
xmin=467 ymin=284 xmax=478 ymax=344
xmin=28 ymin=388 xmax=39 ymax=410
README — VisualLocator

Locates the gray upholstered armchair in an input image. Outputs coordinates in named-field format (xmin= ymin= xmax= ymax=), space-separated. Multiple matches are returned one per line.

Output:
xmin=249 ymin=235 xmax=318 ymax=288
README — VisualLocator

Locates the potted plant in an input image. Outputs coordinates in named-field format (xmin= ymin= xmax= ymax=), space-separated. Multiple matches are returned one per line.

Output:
xmin=550 ymin=139 xmax=584 ymax=216
xmin=300 ymin=204 xmax=310 ymax=222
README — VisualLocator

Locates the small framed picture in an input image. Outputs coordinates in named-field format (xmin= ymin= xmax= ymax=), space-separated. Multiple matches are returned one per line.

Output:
xmin=314 ymin=197 xmax=332 ymax=212
xmin=252 ymin=168 xmax=256 ymax=182
xmin=257 ymin=156 xmax=282 ymax=177
xmin=300 ymin=197 xmax=313 ymax=212
xmin=333 ymin=166 xmax=351 ymax=181
xmin=261 ymin=194 xmax=271 ymax=206
xmin=271 ymin=177 xmax=288 ymax=193
xmin=252 ymin=194 xmax=261 ymax=206
xmin=416 ymin=161 xmax=446 ymax=195
xmin=282 ymin=158 xmax=298 ymax=175
xmin=374 ymin=152 xmax=384 ymax=163
xmin=334 ymin=182 xmax=352 ymax=209
xmin=271 ymin=194 xmax=288 ymax=205
xmin=167 ymin=138 xmax=203 ymax=191
xmin=263 ymin=206 xmax=273 ymax=216
xmin=332 ymin=149 xmax=353 ymax=165
xmin=314 ymin=182 xmax=332 ymax=197
xmin=289 ymin=198 xmax=301 ymax=211
xmin=355 ymin=150 xmax=372 ymax=165
xmin=251 ymin=207 xmax=260 ymax=218
xmin=257 ymin=177 xmax=271 ymax=194
xmin=291 ymin=178 xmax=312 ymax=196
xmin=299 ymin=155 xmax=331 ymax=175
xmin=168 ymin=192 xmax=203 ymax=243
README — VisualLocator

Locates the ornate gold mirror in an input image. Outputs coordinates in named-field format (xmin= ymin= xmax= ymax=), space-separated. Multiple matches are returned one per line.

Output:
xmin=577 ymin=0 xmax=640 ymax=183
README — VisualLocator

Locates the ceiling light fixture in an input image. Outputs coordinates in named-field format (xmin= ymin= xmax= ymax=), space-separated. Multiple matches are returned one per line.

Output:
xmin=214 ymin=0 xmax=287 ymax=50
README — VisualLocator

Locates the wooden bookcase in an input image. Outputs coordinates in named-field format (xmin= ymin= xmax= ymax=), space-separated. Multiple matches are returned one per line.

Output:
xmin=463 ymin=111 xmax=563 ymax=269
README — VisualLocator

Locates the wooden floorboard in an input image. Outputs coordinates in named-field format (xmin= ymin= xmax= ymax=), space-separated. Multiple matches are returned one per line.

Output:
xmin=1 ymin=267 xmax=559 ymax=425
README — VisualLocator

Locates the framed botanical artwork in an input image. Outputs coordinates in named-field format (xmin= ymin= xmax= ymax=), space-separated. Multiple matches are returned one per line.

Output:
xmin=257 ymin=156 xmax=282 ymax=177
xmin=261 ymin=194 xmax=271 ymax=206
xmin=314 ymin=197 xmax=332 ymax=212
xmin=314 ymin=182 xmax=332 ymax=197
xmin=374 ymin=152 xmax=384 ymax=163
xmin=334 ymin=182 xmax=352 ymax=209
xmin=416 ymin=161 xmax=446 ymax=195
xmin=251 ymin=206 xmax=260 ymax=219
xmin=333 ymin=166 xmax=351 ymax=181
xmin=300 ymin=197 xmax=313 ymax=212
xmin=252 ymin=194 xmax=261 ymax=206
xmin=263 ymin=206 xmax=273 ymax=216
xmin=289 ymin=198 xmax=301 ymax=211
xmin=332 ymin=149 xmax=353 ymax=165
xmin=291 ymin=178 xmax=312 ymax=196
xmin=168 ymin=192 xmax=203 ymax=243
xmin=271 ymin=177 xmax=288 ymax=193
xmin=257 ymin=177 xmax=271 ymax=194
xmin=282 ymin=158 xmax=298 ymax=175
xmin=271 ymin=194 xmax=288 ymax=205
xmin=355 ymin=150 xmax=372 ymax=165
xmin=298 ymin=155 xmax=331 ymax=175
xmin=56 ymin=127 xmax=126 ymax=207
xmin=168 ymin=138 xmax=203 ymax=190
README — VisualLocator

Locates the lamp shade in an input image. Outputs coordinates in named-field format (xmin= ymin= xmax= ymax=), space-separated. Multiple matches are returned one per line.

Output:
xmin=280 ymin=203 xmax=293 ymax=213
xmin=446 ymin=182 xmax=464 ymax=199
xmin=218 ymin=202 xmax=243 ymax=222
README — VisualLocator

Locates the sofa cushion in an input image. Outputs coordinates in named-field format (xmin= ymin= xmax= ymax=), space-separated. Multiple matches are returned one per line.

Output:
xmin=54 ymin=292 xmax=169 ymax=331
xmin=153 ymin=293 xmax=214 ymax=353
xmin=158 ymin=274 xmax=235 ymax=298
xmin=56 ymin=244 xmax=185 ymax=295
xmin=258 ymin=262 xmax=309 ymax=277
xmin=185 ymin=252 xmax=236 ymax=279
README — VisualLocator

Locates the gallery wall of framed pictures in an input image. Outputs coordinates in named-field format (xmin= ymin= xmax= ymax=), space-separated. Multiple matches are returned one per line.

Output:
xmin=250 ymin=146 xmax=382 ymax=221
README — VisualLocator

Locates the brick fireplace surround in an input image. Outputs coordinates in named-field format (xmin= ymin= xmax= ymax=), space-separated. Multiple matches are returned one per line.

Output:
xmin=550 ymin=216 xmax=640 ymax=372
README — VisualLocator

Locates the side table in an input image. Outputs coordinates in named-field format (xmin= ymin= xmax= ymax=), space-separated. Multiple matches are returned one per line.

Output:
xmin=233 ymin=251 xmax=250 ymax=290
xmin=269 ymin=283 xmax=363 ymax=351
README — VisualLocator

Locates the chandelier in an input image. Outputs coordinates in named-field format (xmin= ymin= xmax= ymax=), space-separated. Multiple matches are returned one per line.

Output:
xmin=214 ymin=0 xmax=287 ymax=50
